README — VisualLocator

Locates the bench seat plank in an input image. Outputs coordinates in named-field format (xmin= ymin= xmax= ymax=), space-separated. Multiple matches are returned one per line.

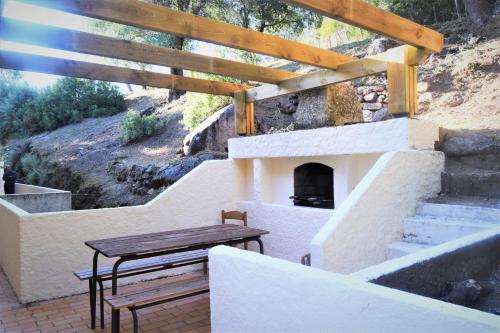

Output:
xmin=104 ymin=276 xmax=209 ymax=309
xmin=74 ymin=250 xmax=208 ymax=280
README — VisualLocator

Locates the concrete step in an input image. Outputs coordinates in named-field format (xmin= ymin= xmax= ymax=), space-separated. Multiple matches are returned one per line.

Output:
xmin=385 ymin=241 xmax=431 ymax=260
xmin=402 ymin=216 xmax=495 ymax=245
xmin=415 ymin=202 xmax=500 ymax=224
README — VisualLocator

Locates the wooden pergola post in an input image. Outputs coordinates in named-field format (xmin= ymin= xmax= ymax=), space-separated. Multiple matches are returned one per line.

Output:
xmin=387 ymin=46 xmax=418 ymax=117
xmin=233 ymin=91 xmax=255 ymax=136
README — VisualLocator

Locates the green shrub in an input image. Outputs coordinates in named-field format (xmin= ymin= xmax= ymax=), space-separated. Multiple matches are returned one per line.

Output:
xmin=181 ymin=72 xmax=237 ymax=131
xmin=20 ymin=153 xmax=47 ymax=185
xmin=182 ymin=92 xmax=231 ymax=131
xmin=121 ymin=110 xmax=165 ymax=144
xmin=0 ymin=78 xmax=126 ymax=140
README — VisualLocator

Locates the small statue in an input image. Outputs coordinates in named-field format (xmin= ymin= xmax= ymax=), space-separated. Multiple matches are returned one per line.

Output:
xmin=2 ymin=165 xmax=16 ymax=195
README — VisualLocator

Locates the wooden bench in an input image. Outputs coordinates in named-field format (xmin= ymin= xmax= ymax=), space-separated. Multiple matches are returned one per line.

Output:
xmin=105 ymin=275 xmax=209 ymax=333
xmin=74 ymin=250 xmax=208 ymax=329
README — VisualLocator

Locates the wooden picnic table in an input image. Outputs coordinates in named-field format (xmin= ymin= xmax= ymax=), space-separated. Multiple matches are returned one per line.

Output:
xmin=85 ymin=224 xmax=269 ymax=333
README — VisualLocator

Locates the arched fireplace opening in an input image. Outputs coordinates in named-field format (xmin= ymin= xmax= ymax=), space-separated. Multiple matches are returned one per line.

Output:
xmin=290 ymin=163 xmax=334 ymax=209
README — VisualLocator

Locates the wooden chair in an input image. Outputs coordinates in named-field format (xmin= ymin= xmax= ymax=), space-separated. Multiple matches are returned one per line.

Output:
xmin=221 ymin=210 xmax=248 ymax=250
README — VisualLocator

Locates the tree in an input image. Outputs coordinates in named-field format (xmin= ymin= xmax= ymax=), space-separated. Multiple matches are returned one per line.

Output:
xmin=207 ymin=0 xmax=320 ymax=64
xmin=93 ymin=0 xmax=211 ymax=100
xmin=463 ymin=0 xmax=494 ymax=29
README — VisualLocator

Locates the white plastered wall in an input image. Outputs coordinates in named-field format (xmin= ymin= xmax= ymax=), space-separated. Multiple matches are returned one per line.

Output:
xmin=312 ymin=150 xmax=445 ymax=273
xmin=0 ymin=160 xmax=245 ymax=303
xmin=252 ymin=154 xmax=380 ymax=207
xmin=228 ymin=118 xmax=439 ymax=159
xmin=236 ymin=154 xmax=379 ymax=263
xmin=209 ymin=246 xmax=499 ymax=333
xmin=237 ymin=202 xmax=332 ymax=263
xmin=0 ymin=199 xmax=25 ymax=294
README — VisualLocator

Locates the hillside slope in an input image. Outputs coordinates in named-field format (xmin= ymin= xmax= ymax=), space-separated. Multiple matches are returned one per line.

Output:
xmin=10 ymin=19 xmax=499 ymax=209
xmin=14 ymin=89 xmax=189 ymax=208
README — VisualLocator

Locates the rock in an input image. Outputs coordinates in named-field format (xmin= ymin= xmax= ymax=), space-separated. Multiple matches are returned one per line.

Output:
xmin=139 ymin=106 xmax=155 ymax=117
xmin=323 ymin=83 xmax=363 ymax=125
xmin=144 ymin=164 xmax=155 ymax=174
xmin=147 ymin=188 xmax=155 ymax=195
xmin=439 ymin=129 xmax=500 ymax=156
xmin=277 ymin=94 xmax=299 ymax=114
xmin=357 ymin=86 xmax=370 ymax=95
xmin=366 ymin=38 xmax=400 ymax=56
xmin=363 ymin=103 xmax=382 ymax=111
xmin=372 ymin=85 xmax=385 ymax=93
xmin=440 ymin=279 xmax=492 ymax=306
xmin=418 ymin=92 xmax=433 ymax=112
xmin=363 ymin=92 xmax=378 ymax=102
xmin=372 ymin=107 xmax=389 ymax=122
xmin=255 ymin=83 xmax=362 ymax=132
xmin=417 ymin=81 xmax=430 ymax=93
xmin=376 ymin=95 xmax=386 ymax=103
xmin=444 ymin=93 xmax=464 ymax=107
xmin=152 ymin=151 xmax=227 ymax=188
xmin=183 ymin=104 xmax=236 ymax=156
xmin=362 ymin=110 xmax=372 ymax=122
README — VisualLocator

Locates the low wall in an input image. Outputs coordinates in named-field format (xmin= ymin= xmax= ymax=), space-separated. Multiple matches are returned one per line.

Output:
xmin=0 ymin=183 xmax=71 ymax=213
xmin=236 ymin=201 xmax=331 ymax=263
xmin=209 ymin=246 xmax=499 ymax=332
xmin=354 ymin=228 xmax=500 ymax=284
xmin=311 ymin=151 xmax=444 ymax=273
xmin=0 ymin=199 xmax=24 ymax=295
xmin=0 ymin=160 xmax=245 ymax=303
xmin=228 ymin=118 xmax=439 ymax=159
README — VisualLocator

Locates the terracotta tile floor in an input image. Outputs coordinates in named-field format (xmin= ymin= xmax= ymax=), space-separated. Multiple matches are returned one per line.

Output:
xmin=0 ymin=269 xmax=211 ymax=333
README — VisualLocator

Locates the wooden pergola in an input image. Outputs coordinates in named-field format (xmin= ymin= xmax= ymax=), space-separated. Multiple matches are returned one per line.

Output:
xmin=0 ymin=0 xmax=443 ymax=135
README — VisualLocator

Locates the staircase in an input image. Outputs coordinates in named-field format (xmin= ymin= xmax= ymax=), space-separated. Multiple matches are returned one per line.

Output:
xmin=386 ymin=197 xmax=500 ymax=259
xmin=386 ymin=129 xmax=500 ymax=260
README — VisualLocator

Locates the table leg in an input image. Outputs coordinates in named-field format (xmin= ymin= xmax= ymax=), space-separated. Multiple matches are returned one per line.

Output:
xmin=91 ymin=251 xmax=99 ymax=329
xmin=256 ymin=238 xmax=264 ymax=254
xmin=111 ymin=258 xmax=126 ymax=333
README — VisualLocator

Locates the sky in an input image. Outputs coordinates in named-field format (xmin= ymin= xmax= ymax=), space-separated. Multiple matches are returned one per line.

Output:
xmin=0 ymin=0 xmax=222 ymax=91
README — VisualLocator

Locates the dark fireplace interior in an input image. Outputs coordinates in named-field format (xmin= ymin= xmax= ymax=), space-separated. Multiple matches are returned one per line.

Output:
xmin=290 ymin=163 xmax=334 ymax=209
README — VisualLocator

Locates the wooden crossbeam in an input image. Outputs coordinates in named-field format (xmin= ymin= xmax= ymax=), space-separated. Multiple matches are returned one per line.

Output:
xmin=0 ymin=18 xmax=298 ymax=84
xmin=246 ymin=57 xmax=387 ymax=102
xmin=0 ymin=50 xmax=252 ymax=95
xmin=285 ymin=0 xmax=444 ymax=53
xmin=22 ymin=0 xmax=356 ymax=70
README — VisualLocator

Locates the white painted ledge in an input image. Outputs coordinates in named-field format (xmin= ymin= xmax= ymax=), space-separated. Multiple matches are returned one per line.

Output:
xmin=228 ymin=118 xmax=438 ymax=159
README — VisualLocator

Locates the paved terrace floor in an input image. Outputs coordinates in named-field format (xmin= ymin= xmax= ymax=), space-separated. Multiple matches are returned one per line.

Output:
xmin=0 ymin=269 xmax=210 ymax=333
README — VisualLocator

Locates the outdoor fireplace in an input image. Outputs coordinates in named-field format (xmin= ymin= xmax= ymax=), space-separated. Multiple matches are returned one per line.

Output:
xmin=290 ymin=163 xmax=334 ymax=209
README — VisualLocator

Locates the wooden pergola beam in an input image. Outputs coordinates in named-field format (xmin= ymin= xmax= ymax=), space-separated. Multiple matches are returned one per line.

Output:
xmin=0 ymin=50 xmax=252 ymax=96
xmin=0 ymin=18 xmax=298 ymax=84
xmin=246 ymin=57 xmax=388 ymax=102
xmin=23 ymin=0 xmax=356 ymax=70
xmin=285 ymin=0 xmax=444 ymax=53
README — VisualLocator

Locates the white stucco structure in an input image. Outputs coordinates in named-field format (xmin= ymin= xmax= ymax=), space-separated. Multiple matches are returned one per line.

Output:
xmin=228 ymin=118 xmax=439 ymax=159
xmin=0 ymin=117 xmax=447 ymax=320
xmin=0 ymin=160 xmax=245 ymax=302
xmin=311 ymin=150 xmax=444 ymax=273
xmin=209 ymin=246 xmax=500 ymax=332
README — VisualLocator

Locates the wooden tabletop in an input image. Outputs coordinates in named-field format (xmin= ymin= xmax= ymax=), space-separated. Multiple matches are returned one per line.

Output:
xmin=85 ymin=224 xmax=269 ymax=258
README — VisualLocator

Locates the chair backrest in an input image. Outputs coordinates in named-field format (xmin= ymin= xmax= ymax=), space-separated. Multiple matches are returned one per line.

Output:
xmin=221 ymin=210 xmax=247 ymax=227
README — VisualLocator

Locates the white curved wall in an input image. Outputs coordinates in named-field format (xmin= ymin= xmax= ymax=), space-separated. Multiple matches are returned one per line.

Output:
xmin=209 ymin=246 xmax=499 ymax=333
xmin=311 ymin=151 xmax=444 ymax=273
xmin=7 ymin=160 xmax=245 ymax=303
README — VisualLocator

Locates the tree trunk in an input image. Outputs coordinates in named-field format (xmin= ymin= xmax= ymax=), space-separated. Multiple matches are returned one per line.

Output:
xmin=168 ymin=36 xmax=186 ymax=102
xmin=463 ymin=0 xmax=493 ymax=28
